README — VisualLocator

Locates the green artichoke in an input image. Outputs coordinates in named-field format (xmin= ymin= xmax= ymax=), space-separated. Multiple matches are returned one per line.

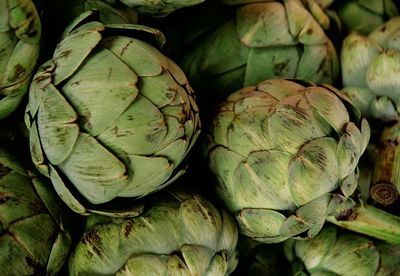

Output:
xmin=25 ymin=11 xmax=201 ymax=215
xmin=337 ymin=0 xmax=398 ymax=35
xmin=182 ymin=0 xmax=339 ymax=100
xmin=284 ymin=224 xmax=400 ymax=275
xmin=117 ymin=0 xmax=206 ymax=17
xmin=68 ymin=190 xmax=239 ymax=275
xmin=341 ymin=17 xmax=400 ymax=121
xmin=206 ymin=79 xmax=400 ymax=244
xmin=0 ymin=0 xmax=41 ymax=120
xmin=0 ymin=136 xmax=71 ymax=275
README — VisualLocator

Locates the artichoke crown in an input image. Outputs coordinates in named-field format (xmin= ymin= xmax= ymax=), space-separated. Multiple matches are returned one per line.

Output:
xmin=206 ymin=79 xmax=370 ymax=242
xmin=26 ymin=11 xmax=201 ymax=215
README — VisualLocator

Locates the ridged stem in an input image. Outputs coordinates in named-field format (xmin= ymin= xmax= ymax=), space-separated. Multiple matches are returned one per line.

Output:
xmin=370 ymin=122 xmax=400 ymax=205
xmin=326 ymin=204 xmax=400 ymax=244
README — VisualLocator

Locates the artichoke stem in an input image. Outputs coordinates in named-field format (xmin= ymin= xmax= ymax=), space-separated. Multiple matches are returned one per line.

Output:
xmin=326 ymin=204 xmax=400 ymax=244
xmin=370 ymin=122 xmax=400 ymax=205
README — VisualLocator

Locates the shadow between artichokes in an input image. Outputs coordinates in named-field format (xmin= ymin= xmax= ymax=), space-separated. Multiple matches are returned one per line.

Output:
xmin=68 ymin=190 xmax=238 ymax=275
xmin=25 ymin=11 xmax=201 ymax=216
xmin=205 ymin=79 xmax=400 ymax=244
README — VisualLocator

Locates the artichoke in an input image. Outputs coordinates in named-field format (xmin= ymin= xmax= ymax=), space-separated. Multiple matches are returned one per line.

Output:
xmin=0 ymin=0 xmax=41 ymax=120
xmin=0 ymin=134 xmax=71 ymax=275
xmin=206 ymin=79 xmax=400 ymax=244
xmin=284 ymin=224 xmax=400 ymax=275
xmin=25 ymin=11 xmax=201 ymax=215
xmin=182 ymin=0 xmax=339 ymax=100
xmin=68 ymin=190 xmax=239 ymax=275
xmin=337 ymin=0 xmax=398 ymax=35
xmin=341 ymin=17 xmax=400 ymax=122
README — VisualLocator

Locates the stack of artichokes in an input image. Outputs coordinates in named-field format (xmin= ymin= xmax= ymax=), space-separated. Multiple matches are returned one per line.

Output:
xmin=2 ymin=0 xmax=400 ymax=274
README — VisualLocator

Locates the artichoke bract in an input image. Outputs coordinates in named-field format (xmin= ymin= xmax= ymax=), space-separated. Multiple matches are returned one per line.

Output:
xmin=284 ymin=224 xmax=400 ymax=275
xmin=341 ymin=17 xmax=400 ymax=121
xmin=182 ymin=0 xmax=339 ymax=100
xmin=0 ymin=139 xmax=71 ymax=275
xmin=68 ymin=190 xmax=239 ymax=275
xmin=337 ymin=0 xmax=398 ymax=35
xmin=0 ymin=0 xmax=41 ymax=120
xmin=25 ymin=11 xmax=201 ymax=215
xmin=206 ymin=79 xmax=372 ymax=242
xmin=118 ymin=0 xmax=206 ymax=17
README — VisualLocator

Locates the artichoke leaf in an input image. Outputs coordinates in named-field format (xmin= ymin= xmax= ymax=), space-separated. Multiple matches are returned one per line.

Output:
xmin=235 ymin=208 xmax=287 ymax=240
xmin=53 ymin=29 xmax=102 ymax=85
xmin=369 ymin=17 xmax=400 ymax=47
xmin=10 ymin=214 xmax=57 ymax=266
xmin=98 ymin=94 xmax=167 ymax=156
xmin=0 ymin=172 xmax=44 ymax=225
xmin=199 ymin=20 xmax=248 ymax=76
xmin=46 ymin=230 xmax=72 ymax=275
xmin=285 ymin=0 xmax=327 ymax=45
xmin=296 ymin=43 xmax=337 ymax=84
xmin=218 ymin=211 xmax=239 ymax=253
xmin=205 ymin=252 xmax=229 ymax=276
xmin=234 ymin=150 xmax=294 ymax=210
xmin=209 ymin=146 xmax=243 ymax=210
xmin=288 ymin=137 xmax=339 ymax=206
xmin=102 ymin=36 xmax=164 ymax=77
xmin=366 ymin=50 xmax=400 ymax=100
xmin=62 ymin=47 xmax=139 ymax=136
xmin=336 ymin=122 xmax=364 ymax=179
xmin=227 ymin=109 xmax=273 ymax=157
xmin=167 ymin=255 xmax=191 ymax=276
xmin=306 ymin=87 xmax=350 ymax=134
xmin=0 ymin=235 xmax=36 ymax=275
xmin=341 ymin=33 xmax=382 ymax=87
xmin=29 ymin=122 xmax=49 ymax=176
xmin=8 ymin=0 xmax=41 ymax=43
xmin=268 ymin=94 xmax=327 ymax=153
xmin=181 ymin=244 xmax=214 ymax=276
xmin=59 ymin=133 xmax=128 ymax=204
xmin=49 ymin=164 xmax=87 ymax=214
xmin=370 ymin=96 xmax=398 ymax=120
xmin=70 ymin=224 xmax=124 ymax=275
xmin=294 ymin=225 xmax=337 ymax=271
xmin=237 ymin=2 xmax=296 ymax=47
xmin=245 ymin=46 xmax=300 ymax=86
xmin=117 ymin=255 xmax=169 ymax=276
xmin=105 ymin=23 xmax=166 ymax=49
xmin=120 ymin=154 xmax=173 ymax=197
xmin=3 ymin=40 xmax=39 ymax=86
xmin=37 ymin=84 xmax=79 ymax=166
xmin=317 ymin=233 xmax=380 ymax=275
xmin=156 ymin=138 xmax=187 ymax=169
xmin=178 ymin=196 xmax=221 ymax=249
xmin=256 ymin=79 xmax=304 ymax=100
